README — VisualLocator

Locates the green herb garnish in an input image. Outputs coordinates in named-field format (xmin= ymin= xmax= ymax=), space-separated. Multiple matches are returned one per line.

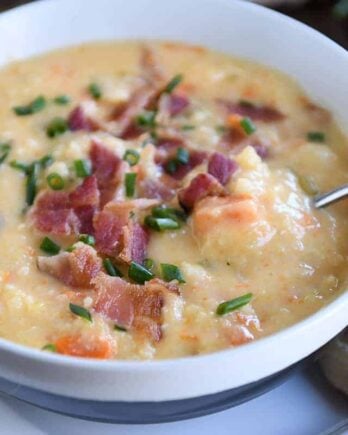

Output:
xmin=125 ymin=172 xmax=137 ymax=198
xmin=216 ymin=293 xmax=253 ymax=316
xmin=123 ymin=149 xmax=140 ymax=166
xmin=114 ymin=324 xmax=127 ymax=332
xmin=160 ymin=263 xmax=185 ymax=283
xmin=42 ymin=343 xmax=57 ymax=352
xmin=26 ymin=161 xmax=40 ymax=205
xmin=143 ymin=258 xmax=155 ymax=272
xmin=151 ymin=205 xmax=186 ymax=222
xmin=79 ymin=234 xmax=95 ymax=246
xmin=136 ymin=110 xmax=157 ymax=129
xmin=165 ymin=159 xmax=178 ymax=175
xmin=88 ymin=82 xmax=102 ymax=99
xmin=74 ymin=159 xmax=92 ymax=178
xmin=144 ymin=215 xmax=180 ymax=231
xmin=39 ymin=154 xmax=54 ymax=168
xmin=176 ymin=147 xmax=189 ymax=165
xmin=47 ymin=172 xmax=65 ymax=190
xmin=240 ymin=117 xmax=256 ymax=135
xmin=0 ymin=142 xmax=11 ymax=164
xmin=46 ymin=117 xmax=69 ymax=138
xmin=40 ymin=237 xmax=61 ymax=255
xmin=69 ymin=303 xmax=92 ymax=322
xmin=13 ymin=95 xmax=46 ymax=116
xmin=307 ymin=131 xmax=326 ymax=143
xmin=54 ymin=95 xmax=71 ymax=105
xmin=128 ymin=261 xmax=154 ymax=284
xmin=181 ymin=124 xmax=195 ymax=131
xmin=164 ymin=74 xmax=183 ymax=94
xmin=9 ymin=160 xmax=30 ymax=173
xmin=103 ymin=258 xmax=123 ymax=277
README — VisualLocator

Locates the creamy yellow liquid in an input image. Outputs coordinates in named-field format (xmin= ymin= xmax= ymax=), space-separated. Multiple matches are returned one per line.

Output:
xmin=0 ymin=41 xmax=347 ymax=359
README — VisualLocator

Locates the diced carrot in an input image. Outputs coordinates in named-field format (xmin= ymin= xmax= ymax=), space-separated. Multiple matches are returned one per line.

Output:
xmin=242 ymin=84 xmax=259 ymax=99
xmin=227 ymin=114 xmax=245 ymax=135
xmin=55 ymin=335 xmax=113 ymax=359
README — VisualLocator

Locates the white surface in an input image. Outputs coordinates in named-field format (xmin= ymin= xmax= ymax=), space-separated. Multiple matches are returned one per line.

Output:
xmin=0 ymin=367 xmax=346 ymax=435
xmin=0 ymin=0 xmax=346 ymax=403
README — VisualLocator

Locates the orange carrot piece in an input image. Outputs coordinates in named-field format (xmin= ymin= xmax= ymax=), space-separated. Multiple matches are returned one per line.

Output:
xmin=55 ymin=335 xmax=113 ymax=359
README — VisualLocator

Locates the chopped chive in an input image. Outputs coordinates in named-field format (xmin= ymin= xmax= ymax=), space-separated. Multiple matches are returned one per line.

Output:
xmin=239 ymin=99 xmax=255 ymax=108
xmin=40 ymin=237 xmax=60 ymax=255
xmin=13 ymin=95 xmax=46 ymax=116
xmin=165 ymin=159 xmax=178 ymax=174
xmin=216 ymin=293 xmax=253 ymax=316
xmin=240 ymin=117 xmax=256 ymax=135
xmin=136 ymin=110 xmax=157 ymax=128
xmin=65 ymin=245 xmax=76 ymax=253
xmin=125 ymin=172 xmax=137 ymax=198
xmin=128 ymin=261 xmax=154 ymax=284
xmin=103 ymin=258 xmax=123 ymax=277
xmin=333 ymin=0 xmax=348 ymax=18
xmin=160 ymin=263 xmax=185 ymax=283
xmin=307 ymin=131 xmax=326 ymax=143
xmin=151 ymin=205 xmax=186 ymax=222
xmin=114 ymin=324 xmax=127 ymax=332
xmin=26 ymin=162 xmax=40 ymax=206
xmin=123 ymin=149 xmax=140 ymax=166
xmin=47 ymin=172 xmax=65 ymax=190
xmin=0 ymin=142 xmax=11 ymax=165
xmin=9 ymin=160 xmax=30 ymax=173
xmin=69 ymin=303 xmax=92 ymax=322
xmin=39 ymin=154 xmax=54 ymax=168
xmin=88 ymin=82 xmax=102 ymax=99
xmin=164 ymin=74 xmax=183 ymax=94
xmin=143 ymin=258 xmax=155 ymax=272
xmin=46 ymin=117 xmax=69 ymax=138
xmin=181 ymin=124 xmax=195 ymax=131
xmin=42 ymin=343 xmax=57 ymax=352
xmin=79 ymin=234 xmax=95 ymax=246
xmin=74 ymin=159 xmax=92 ymax=178
xmin=54 ymin=95 xmax=71 ymax=105
xmin=176 ymin=147 xmax=190 ymax=165
xmin=144 ymin=215 xmax=180 ymax=231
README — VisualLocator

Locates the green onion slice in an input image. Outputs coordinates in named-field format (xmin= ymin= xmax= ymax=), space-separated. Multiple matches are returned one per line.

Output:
xmin=13 ymin=95 xmax=46 ymax=116
xmin=69 ymin=303 xmax=92 ymax=322
xmin=0 ymin=142 xmax=11 ymax=165
xmin=74 ymin=159 xmax=92 ymax=178
xmin=79 ymin=234 xmax=95 ymax=246
xmin=151 ymin=205 xmax=186 ymax=222
xmin=160 ymin=263 xmax=185 ymax=283
xmin=88 ymin=82 xmax=102 ymax=99
xmin=144 ymin=215 xmax=180 ymax=231
xmin=114 ymin=324 xmax=127 ymax=332
xmin=307 ymin=131 xmax=326 ymax=143
xmin=216 ymin=293 xmax=253 ymax=316
xmin=136 ymin=110 xmax=157 ymax=128
xmin=54 ymin=95 xmax=71 ymax=105
xmin=143 ymin=258 xmax=155 ymax=272
xmin=46 ymin=117 xmax=69 ymax=138
xmin=176 ymin=147 xmax=189 ymax=165
xmin=42 ymin=343 xmax=57 ymax=352
xmin=240 ymin=117 xmax=256 ymax=135
xmin=103 ymin=258 xmax=123 ymax=277
xmin=39 ymin=154 xmax=54 ymax=169
xmin=128 ymin=261 xmax=154 ymax=284
xmin=123 ymin=149 xmax=140 ymax=166
xmin=164 ymin=74 xmax=183 ymax=94
xmin=125 ymin=172 xmax=137 ymax=198
xmin=26 ymin=162 xmax=40 ymax=206
xmin=165 ymin=159 xmax=178 ymax=175
xmin=40 ymin=237 xmax=61 ymax=255
xmin=9 ymin=160 xmax=30 ymax=173
xmin=47 ymin=172 xmax=65 ymax=190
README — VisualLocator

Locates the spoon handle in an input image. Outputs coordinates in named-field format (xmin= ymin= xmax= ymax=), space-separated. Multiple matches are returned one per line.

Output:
xmin=314 ymin=184 xmax=348 ymax=208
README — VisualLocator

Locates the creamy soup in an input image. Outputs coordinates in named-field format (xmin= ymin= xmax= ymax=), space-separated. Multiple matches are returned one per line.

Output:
xmin=0 ymin=41 xmax=346 ymax=360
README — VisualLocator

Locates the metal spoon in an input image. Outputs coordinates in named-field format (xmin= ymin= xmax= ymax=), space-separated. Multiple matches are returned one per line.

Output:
xmin=314 ymin=184 xmax=348 ymax=209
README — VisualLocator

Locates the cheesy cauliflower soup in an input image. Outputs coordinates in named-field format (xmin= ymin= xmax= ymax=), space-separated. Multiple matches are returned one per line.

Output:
xmin=0 ymin=42 xmax=346 ymax=360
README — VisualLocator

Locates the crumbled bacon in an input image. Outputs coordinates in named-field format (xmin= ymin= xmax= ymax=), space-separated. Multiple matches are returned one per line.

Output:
xmin=168 ymin=94 xmax=190 ymax=116
xmin=178 ymin=173 xmax=225 ymax=211
xmin=37 ymin=243 xmax=102 ymax=288
xmin=31 ymin=176 xmax=99 ymax=236
xmin=93 ymin=209 xmax=126 ymax=257
xmin=118 ymin=221 xmax=149 ymax=265
xmin=89 ymin=140 xmax=123 ymax=206
xmin=93 ymin=273 xmax=177 ymax=341
xmin=218 ymin=99 xmax=285 ymax=122
xmin=208 ymin=152 xmax=238 ymax=185
xmin=68 ymin=106 xmax=96 ymax=131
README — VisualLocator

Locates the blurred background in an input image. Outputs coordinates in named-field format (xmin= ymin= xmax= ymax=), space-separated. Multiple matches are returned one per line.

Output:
xmin=0 ymin=0 xmax=347 ymax=49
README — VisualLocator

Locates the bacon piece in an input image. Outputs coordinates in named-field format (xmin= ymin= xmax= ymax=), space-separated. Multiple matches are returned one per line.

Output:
xmin=93 ymin=273 xmax=175 ymax=341
xmin=218 ymin=99 xmax=285 ymax=122
xmin=89 ymin=140 xmax=123 ymax=206
xmin=251 ymin=143 xmax=269 ymax=159
xmin=178 ymin=173 xmax=225 ymax=211
xmin=118 ymin=221 xmax=149 ymax=265
xmin=37 ymin=243 xmax=102 ymax=288
xmin=69 ymin=175 xmax=100 ymax=208
xmin=170 ymin=150 xmax=207 ymax=181
xmin=168 ymin=94 xmax=190 ymax=116
xmin=219 ymin=128 xmax=246 ymax=149
xmin=94 ymin=210 xmax=126 ymax=257
xmin=68 ymin=106 xmax=96 ymax=131
xmin=208 ymin=152 xmax=238 ymax=185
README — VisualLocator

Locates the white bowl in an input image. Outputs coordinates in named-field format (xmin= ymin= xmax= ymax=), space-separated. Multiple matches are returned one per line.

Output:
xmin=0 ymin=0 xmax=347 ymax=423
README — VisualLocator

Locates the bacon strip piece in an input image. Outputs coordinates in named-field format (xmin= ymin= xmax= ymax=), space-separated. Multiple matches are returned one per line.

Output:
xmin=37 ymin=243 xmax=102 ymax=288
xmin=93 ymin=273 xmax=177 ymax=341
xmin=218 ymin=99 xmax=285 ymax=122
xmin=208 ymin=152 xmax=238 ymax=185
xmin=118 ymin=221 xmax=149 ymax=265
xmin=178 ymin=173 xmax=225 ymax=211
xmin=68 ymin=106 xmax=96 ymax=132
xmin=31 ymin=176 xmax=99 ymax=236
